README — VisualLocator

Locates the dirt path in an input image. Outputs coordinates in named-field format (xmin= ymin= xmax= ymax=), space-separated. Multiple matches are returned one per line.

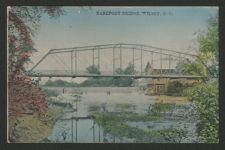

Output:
xmin=155 ymin=95 xmax=190 ymax=104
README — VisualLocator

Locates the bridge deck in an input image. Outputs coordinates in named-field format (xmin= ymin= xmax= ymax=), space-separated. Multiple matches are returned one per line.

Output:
xmin=28 ymin=73 xmax=204 ymax=79
xmin=59 ymin=116 xmax=94 ymax=121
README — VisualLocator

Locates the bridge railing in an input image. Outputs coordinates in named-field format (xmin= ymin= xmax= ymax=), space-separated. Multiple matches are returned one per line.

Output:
xmin=26 ymin=69 xmax=204 ymax=79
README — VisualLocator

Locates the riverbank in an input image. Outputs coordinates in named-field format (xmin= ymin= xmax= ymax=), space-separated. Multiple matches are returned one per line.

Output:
xmin=8 ymin=89 xmax=191 ymax=143
xmin=8 ymin=104 xmax=64 ymax=143
xmin=155 ymin=95 xmax=190 ymax=104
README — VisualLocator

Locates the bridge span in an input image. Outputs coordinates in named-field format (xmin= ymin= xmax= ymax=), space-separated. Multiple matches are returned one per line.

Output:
xmin=28 ymin=72 xmax=204 ymax=79
xmin=28 ymin=43 xmax=205 ymax=79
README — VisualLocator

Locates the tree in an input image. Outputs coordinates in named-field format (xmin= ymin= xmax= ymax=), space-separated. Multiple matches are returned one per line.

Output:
xmin=178 ymin=14 xmax=218 ymax=79
xmin=181 ymin=14 xmax=219 ymax=143
xmin=86 ymin=65 xmax=101 ymax=75
xmin=198 ymin=14 xmax=218 ymax=78
xmin=124 ymin=63 xmax=136 ymax=74
xmin=81 ymin=63 xmax=136 ymax=87
xmin=44 ymin=79 xmax=79 ymax=87
xmin=8 ymin=6 xmax=64 ymax=116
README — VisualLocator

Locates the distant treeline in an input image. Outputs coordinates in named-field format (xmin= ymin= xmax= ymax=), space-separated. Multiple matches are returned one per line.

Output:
xmin=43 ymin=79 xmax=80 ymax=87
xmin=43 ymin=77 xmax=134 ymax=87
xmin=43 ymin=63 xmax=135 ymax=87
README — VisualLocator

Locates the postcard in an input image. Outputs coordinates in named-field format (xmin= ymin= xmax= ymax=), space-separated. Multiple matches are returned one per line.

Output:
xmin=7 ymin=6 xmax=218 ymax=143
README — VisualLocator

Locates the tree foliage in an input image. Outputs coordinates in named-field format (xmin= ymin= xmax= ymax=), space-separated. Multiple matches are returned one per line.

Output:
xmin=122 ymin=63 xmax=136 ymax=74
xmin=44 ymin=79 xmax=79 ymax=87
xmin=167 ymin=81 xmax=187 ymax=96
xmin=177 ymin=14 xmax=218 ymax=79
xmin=180 ymin=14 xmax=219 ymax=143
xmin=183 ymin=82 xmax=218 ymax=143
xmin=8 ymin=6 xmax=64 ymax=116
xmin=81 ymin=64 xmax=136 ymax=87
xmin=86 ymin=65 xmax=101 ymax=75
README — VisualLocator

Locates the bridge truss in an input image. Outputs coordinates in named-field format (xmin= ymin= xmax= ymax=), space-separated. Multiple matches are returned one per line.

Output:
xmin=27 ymin=43 xmax=203 ymax=79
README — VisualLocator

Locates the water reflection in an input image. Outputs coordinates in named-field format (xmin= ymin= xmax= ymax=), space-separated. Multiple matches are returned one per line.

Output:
xmin=47 ymin=87 xmax=198 ymax=143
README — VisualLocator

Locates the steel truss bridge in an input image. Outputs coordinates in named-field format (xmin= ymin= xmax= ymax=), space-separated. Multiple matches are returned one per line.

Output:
xmin=28 ymin=43 xmax=204 ymax=79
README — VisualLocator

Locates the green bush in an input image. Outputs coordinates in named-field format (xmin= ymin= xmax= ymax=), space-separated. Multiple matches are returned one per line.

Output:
xmin=183 ymin=82 xmax=218 ymax=143
xmin=167 ymin=80 xmax=193 ymax=96
xmin=44 ymin=79 xmax=79 ymax=87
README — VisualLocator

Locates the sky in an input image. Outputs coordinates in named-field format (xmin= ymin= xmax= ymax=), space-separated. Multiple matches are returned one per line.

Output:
xmin=26 ymin=6 xmax=218 ymax=83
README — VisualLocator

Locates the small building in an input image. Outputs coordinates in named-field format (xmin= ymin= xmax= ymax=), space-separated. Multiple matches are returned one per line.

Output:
xmin=144 ymin=62 xmax=201 ymax=95
xmin=145 ymin=78 xmax=170 ymax=95
xmin=144 ymin=61 xmax=176 ymax=75
xmin=145 ymin=78 xmax=201 ymax=95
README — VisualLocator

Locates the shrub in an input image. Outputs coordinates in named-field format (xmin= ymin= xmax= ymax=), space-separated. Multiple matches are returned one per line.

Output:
xmin=167 ymin=81 xmax=184 ymax=96
xmin=183 ymin=82 xmax=218 ymax=143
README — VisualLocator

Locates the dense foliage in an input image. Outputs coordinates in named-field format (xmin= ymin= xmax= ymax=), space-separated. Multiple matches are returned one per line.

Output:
xmin=180 ymin=14 xmax=219 ymax=143
xmin=82 ymin=63 xmax=135 ymax=86
xmin=177 ymin=14 xmax=218 ymax=79
xmin=166 ymin=80 xmax=197 ymax=96
xmin=183 ymin=82 xmax=218 ymax=143
xmin=44 ymin=79 xmax=79 ymax=87
xmin=8 ymin=6 xmax=64 ymax=116
xmin=86 ymin=65 xmax=101 ymax=75
xmin=80 ymin=76 xmax=134 ymax=87
xmin=167 ymin=81 xmax=185 ymax=96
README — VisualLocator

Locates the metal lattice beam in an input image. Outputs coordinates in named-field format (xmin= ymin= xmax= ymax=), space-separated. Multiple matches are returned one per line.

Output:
xmin=29 ymin=43 xmax=203 ymax=79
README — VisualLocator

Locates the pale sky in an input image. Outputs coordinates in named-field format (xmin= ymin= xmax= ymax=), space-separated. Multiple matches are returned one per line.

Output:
xmin=25 ymin=6 xmax=218 ymax=84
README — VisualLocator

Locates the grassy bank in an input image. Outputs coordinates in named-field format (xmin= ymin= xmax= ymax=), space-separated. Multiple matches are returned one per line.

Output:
xmin=8 ymin=104 xmax=64 ymax=143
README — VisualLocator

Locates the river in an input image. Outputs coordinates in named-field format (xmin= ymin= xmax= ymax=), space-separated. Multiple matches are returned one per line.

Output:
xmin=43 ymin=87 xmax=198 ymax=143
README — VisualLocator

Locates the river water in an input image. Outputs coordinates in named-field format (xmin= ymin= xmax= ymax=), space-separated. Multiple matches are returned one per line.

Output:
xmin=43 ymin=87 xmax=198 ymax=143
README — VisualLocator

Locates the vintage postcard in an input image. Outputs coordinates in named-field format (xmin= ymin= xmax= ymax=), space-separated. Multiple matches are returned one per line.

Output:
xmin=7 ymin=6 xmax=218 ymax=143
